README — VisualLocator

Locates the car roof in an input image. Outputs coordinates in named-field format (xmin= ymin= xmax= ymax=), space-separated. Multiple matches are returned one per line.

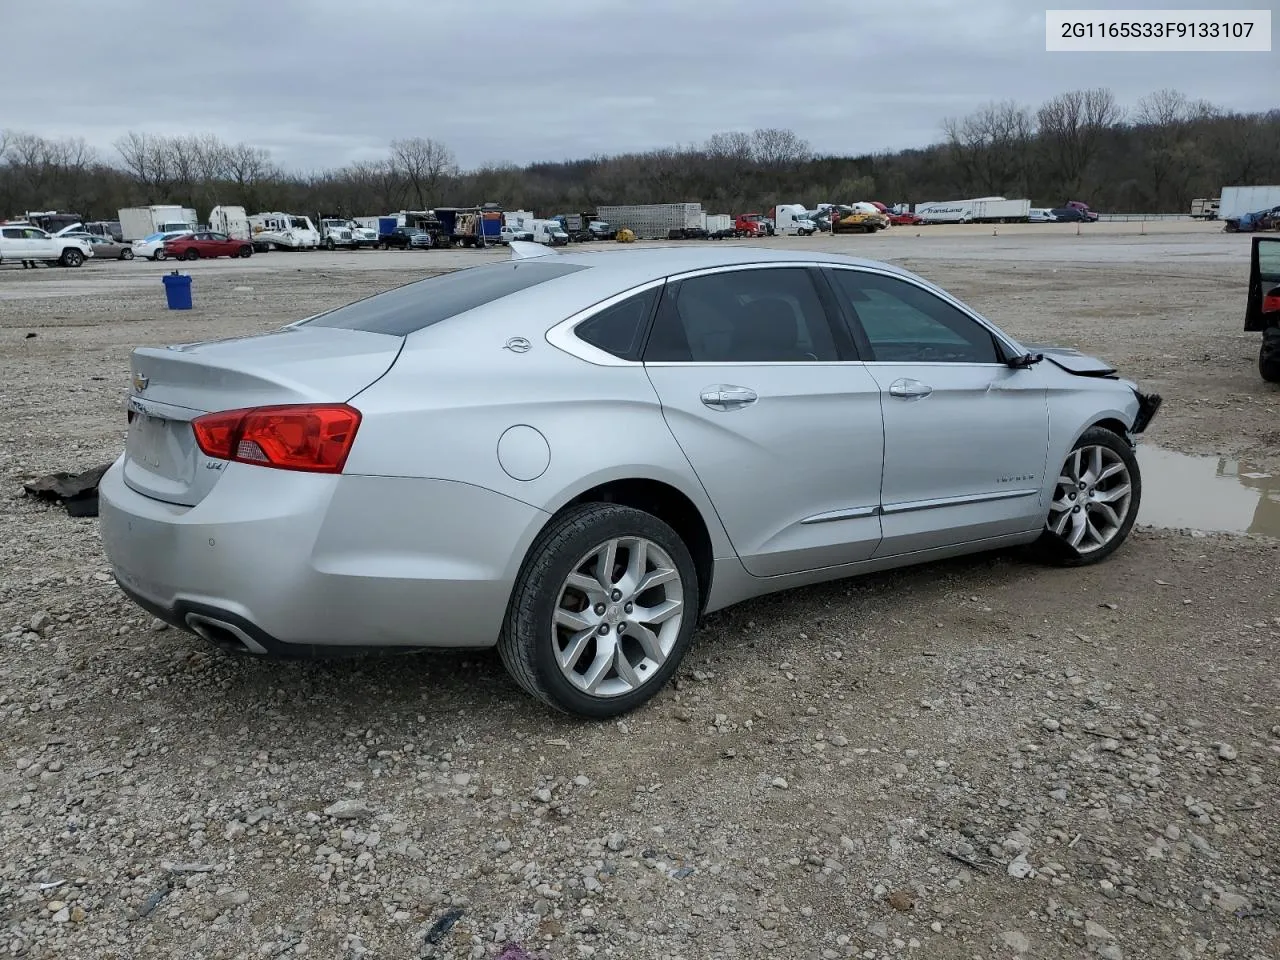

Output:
xmin=527 ymin=243 xmax=920 ymax=289
xmin=397 ymin=244 xmax=940 ymax=341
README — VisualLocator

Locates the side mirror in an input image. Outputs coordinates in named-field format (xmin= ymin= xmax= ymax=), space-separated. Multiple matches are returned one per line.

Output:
xmin=1006 ymin=352 xmax=1043 ymax=369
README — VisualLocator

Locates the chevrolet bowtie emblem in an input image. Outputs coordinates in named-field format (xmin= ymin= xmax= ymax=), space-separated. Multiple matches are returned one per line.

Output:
xmin=132 ymin=373 xmax=149 ymax=392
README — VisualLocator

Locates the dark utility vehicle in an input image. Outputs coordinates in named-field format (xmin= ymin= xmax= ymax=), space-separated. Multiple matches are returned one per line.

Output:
xmin=1245 ymin=237 xmax=1280 ymax=383
xmin=381 ymin=226 xmax=434 ymax=250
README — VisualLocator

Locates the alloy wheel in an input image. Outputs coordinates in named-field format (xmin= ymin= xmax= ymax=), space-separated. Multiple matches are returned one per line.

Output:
xmin=552 ymin=536 xmax=684 ymax=697
xmin=1047 ymin=444 xmax=1133 ymax=553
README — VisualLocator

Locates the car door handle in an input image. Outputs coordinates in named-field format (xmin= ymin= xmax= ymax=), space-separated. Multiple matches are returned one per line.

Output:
xmin=888 ymin=378 xmax=933 ymax=400
xmin=700 ymin=384 xmax=758 ymax=411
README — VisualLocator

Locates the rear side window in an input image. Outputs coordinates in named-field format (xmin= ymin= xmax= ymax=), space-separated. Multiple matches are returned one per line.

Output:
xmin=644 ymin=267 xmax=839 ymax=363
xmin=574 ymin=288 xmax=659 ymax=360
xmin=302 ymin=261 xmax=588 ymax=336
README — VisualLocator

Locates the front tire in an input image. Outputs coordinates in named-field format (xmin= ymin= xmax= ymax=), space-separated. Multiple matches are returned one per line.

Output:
xmin=1260 ymin=327 xmax=1280 ymax=383
xmin=120 ymin=248 xmax=134 ymax=260
xmin=183 ymin=249 xmax=199 ymax=261
xmin=60 ymin=249 xmax=84 ymax=267
xmin=498 ymin=504 xmax=700 ymax=718
xmin=1030 ymin=426 xmax=1140 ymax=566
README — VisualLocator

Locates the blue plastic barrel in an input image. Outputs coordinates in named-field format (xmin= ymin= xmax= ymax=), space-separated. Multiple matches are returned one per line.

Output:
xmin=162 ymin=271 xmax=192 ymax=310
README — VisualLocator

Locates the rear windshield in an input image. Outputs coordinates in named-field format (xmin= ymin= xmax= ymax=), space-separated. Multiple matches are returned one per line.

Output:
xmin=301 ymin=260 xmax=589 ymax=336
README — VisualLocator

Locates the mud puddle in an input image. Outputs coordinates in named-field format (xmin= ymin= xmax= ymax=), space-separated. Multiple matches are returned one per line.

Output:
xmin=1136 ymin=444 xmax=1280 ymax=537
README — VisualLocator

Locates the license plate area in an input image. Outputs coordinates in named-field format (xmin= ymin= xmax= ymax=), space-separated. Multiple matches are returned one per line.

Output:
xmin=127 ymin=411 xmax=191 ymax=482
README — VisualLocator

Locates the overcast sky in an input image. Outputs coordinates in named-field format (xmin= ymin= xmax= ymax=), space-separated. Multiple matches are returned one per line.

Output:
xmin=5 ymin=0 xmax=1274 ymax=171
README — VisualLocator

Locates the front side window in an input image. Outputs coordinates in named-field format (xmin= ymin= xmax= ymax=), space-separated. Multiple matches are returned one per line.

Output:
xmin=827 ymin=269 xmax=1000 ymax=364
xmin=644 ymin=267 xmax=839 ymax=363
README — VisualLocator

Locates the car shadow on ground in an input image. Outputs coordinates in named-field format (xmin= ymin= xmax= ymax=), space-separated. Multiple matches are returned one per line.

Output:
xmin=127 ymin=544 xmax=1045 ymax=739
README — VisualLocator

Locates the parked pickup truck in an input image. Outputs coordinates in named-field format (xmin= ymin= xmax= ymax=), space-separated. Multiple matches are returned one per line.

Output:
xmin=0 ymin=224 xmax=94 ymax=267
xmin=382 ymin=227 xmax=434 ymax=250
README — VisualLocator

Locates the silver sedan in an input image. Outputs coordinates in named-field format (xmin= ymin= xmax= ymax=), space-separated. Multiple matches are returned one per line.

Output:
xmin=98 ymin=243 xmax=1161 ymax=717
xmin=62 ymin=232 xmax=134 ymax=260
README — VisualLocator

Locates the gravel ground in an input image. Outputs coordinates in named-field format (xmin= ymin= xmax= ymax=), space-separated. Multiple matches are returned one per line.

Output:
xmin=1 ymin=225 xmax=1277 ymax=959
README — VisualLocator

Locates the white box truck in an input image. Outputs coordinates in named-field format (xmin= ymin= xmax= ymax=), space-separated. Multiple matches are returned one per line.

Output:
xmin=530 ymin=219 xmax=569 ymax=246
xmin=1219 ymin=186 xmax=1280 ymax=221
xmin=118 ymin=205 xmax=198 ymax=241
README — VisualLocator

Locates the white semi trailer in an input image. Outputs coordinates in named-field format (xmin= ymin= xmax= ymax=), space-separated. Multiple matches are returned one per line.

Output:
xmin=915 ymin=197 xmax=1031 ymax=224
xmin=1219 ymin=186 xmax=1280 ymax=220
xmin=118 ymin=205 xmax=198 ymax=241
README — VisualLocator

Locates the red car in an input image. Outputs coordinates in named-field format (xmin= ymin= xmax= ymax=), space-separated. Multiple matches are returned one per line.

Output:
xmin=889 ymin=212 xmax=923 ymax=225
xmin=163 ymin=231 xmax=253 ymax=260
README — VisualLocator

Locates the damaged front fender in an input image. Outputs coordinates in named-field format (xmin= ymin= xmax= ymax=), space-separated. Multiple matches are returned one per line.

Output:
xmin=1131 ymin=389 xmax=1162 ymax=435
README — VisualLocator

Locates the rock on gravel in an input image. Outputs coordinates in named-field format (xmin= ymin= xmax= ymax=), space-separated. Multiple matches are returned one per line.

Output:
xmin=323 ymin=799 xmax=374 ymax=820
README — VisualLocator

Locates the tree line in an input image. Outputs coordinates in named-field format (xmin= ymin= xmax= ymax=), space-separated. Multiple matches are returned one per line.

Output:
xmin=2 ymin=87 xmax=1277 ymax=222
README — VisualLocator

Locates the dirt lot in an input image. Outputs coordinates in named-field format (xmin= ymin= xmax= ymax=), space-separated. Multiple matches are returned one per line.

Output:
xmin=1 ymin=223 xmax=1277 ymax=959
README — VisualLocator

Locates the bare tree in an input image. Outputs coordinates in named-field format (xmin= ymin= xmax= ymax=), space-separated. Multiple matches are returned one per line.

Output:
xmin=223 ymin=142 xmax=275 ymax=210
xmin=704 ymin=131 xmax=755 ymax=162
xmin=944 ymin=101 xmax=1035 ymax=195
xmin=1133 ymin=89 xmax=1217 ymax=209
xmin=1036 ymin=88 xmax=1122 ymax=198
xmin=54 ymin=136 xmax=98 ymax=212
xmin=390 ymin=137 xmax=457 ymax=208
xmin=751 ymin=128 xmax=812 ymax=169
xmin=114 ymin=131 xmax=172 ymax=193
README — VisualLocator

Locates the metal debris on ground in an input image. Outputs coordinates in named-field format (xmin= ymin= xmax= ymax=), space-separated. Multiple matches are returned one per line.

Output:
xmin=423 ymin=907 xmax=465 ymax=944
xmin=22 ymin=463 xmax=112 ymax=517
xmin=136 ymin=885 xmax=170 ymax=918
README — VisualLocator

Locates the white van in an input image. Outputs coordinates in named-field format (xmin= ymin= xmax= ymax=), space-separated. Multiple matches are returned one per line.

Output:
xmin=531 ymin=219 xmax=569 ymax=246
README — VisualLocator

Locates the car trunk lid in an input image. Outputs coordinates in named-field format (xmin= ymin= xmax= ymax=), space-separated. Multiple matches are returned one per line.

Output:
xmin=123 ymin=326 xmax=401 ymax=507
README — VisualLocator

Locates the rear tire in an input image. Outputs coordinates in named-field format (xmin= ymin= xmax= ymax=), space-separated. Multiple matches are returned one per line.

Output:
xmin=153 ymin=251 xmax=165 ymax=261
xmin=1029 ymin=426 xmax=1141 ymax=567
xmin=498 ymin=503 xmax=700 ymax=718
xmin=1260 ymin=327 xmax=1280 ymax=383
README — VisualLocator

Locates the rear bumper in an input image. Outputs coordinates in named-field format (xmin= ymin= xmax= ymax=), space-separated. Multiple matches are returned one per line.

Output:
xmin=98 ymin=458 xmax=549 ymax=655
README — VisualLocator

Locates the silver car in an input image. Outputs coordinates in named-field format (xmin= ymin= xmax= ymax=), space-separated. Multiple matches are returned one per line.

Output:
xmin=99 ymin=243 xmax=1161 ymax=717
xmin=62 ymin=232 xmax=135 ymax=260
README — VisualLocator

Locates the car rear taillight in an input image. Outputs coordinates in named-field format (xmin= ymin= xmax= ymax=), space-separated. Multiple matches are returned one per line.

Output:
xmin=191 ymin=404 xmax=362 ymax=473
